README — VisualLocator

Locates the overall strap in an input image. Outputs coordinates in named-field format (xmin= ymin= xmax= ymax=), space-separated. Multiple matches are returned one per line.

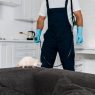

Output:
xmin=71 ymin=0 xmax=73 ymax=19
xmin=71 ymin=0 xmax=76 ymax=26
xmin=65 ymin=0 xmax=68 ymax=8
xmin=46 ymin=0 xmax=49 ymax=10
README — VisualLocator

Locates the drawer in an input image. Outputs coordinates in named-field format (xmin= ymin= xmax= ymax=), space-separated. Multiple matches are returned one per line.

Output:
xmin=15 ymin=50 xmax=36 ymax=57
xmin=15 ymin=43 xmax=37 ymax=50
xmin=15 ymin=51 xmax=36 ymax=57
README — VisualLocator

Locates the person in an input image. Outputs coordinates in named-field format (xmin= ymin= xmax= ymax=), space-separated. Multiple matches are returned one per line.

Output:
xmin=34 ymin=0 xmax=83 ymax=71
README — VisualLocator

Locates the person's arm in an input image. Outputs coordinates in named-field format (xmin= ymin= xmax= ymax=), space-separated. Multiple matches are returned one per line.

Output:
xmin=74 ymin=10 xmax=83 ymax=26
xmin=72 ymin=0 xmax=83 ymax=44
xmin=34 ymin=0 xmax=47 ymax=43
xmin=37 ymin=16 xmax=46 ymax=30
xmin=74 ymin=10 xmax=83 ymax=44
xmin=34 ymin=16 xmax=46 ymax=43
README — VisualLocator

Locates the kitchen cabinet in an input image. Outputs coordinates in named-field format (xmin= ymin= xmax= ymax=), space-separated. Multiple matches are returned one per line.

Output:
xmin=15 ymin=0 xmax=41 ymax=22
xmin=0 ymin=42 xmax=6 ymax=68
xmin=13 ymin=42 xmax=40 ymax=66
xmin=5 ymin=43 xmax=13 ymax=68
xmin=0 ymin=42 xmax=13 ymax=68
xmin=0 ymin=40 xmax=40 ymax=68
xmin=75 ymin=49 xmax=95 ymax=74
xmin=1 ymin=40 xmax=95 ymax=74
xmin=75 ymin=59 xmax=95 ymax=74
xmin=53 ymin=49 xmax=95 ymax=74
xmin=0 ymin=0 xmax=21 ymax=6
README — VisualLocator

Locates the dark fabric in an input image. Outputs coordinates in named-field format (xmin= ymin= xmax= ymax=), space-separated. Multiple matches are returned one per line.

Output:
xmin=34 ymin=68 xmax=95 ymax=95
xmin=34 ymin=68 xmax=66 ymax=95
xmin=0 ymin=86 xmax=25 ymax=95
xmin=0 ymin=67 xmax=95 ymax=95
xmin=41 ymin=0 xmax=75 ymax=71
xmin=0 ymin=68 xmax=35 ymax=95
xmin=52 ymin=77 xmax=95 ymax=95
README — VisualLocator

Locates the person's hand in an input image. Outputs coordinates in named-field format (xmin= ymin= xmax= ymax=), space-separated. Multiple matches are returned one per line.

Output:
xmin=76 ymin=26 xmax=83 ymax=44
xmin=34 ymin=29 xmax=42 ymax=43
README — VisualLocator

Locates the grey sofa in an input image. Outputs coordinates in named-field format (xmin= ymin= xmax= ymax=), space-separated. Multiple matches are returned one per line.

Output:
xmin=0 ymin=67 xmax=95 ymax=95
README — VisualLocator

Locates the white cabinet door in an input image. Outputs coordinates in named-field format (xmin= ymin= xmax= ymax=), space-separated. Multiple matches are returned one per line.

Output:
xmin=0 ymin=43 xmax=2 ymax=68
xmin=0 ymin=42 xmax=7 ymax=68
xmin=13 ymin=42 xmax=40 ymax=67
xmin=31 ymin=0 xmax=41 ymax=18
xmin=0 ymin=42 xmax=13 ymax=68
xmin=5 ymin=43 xmax=13 ymax=68
xmin=15 ymin=0 xmax=41 ymax=21
xmin=11 ymin=0 xmax=21 ymax=5
xmin=0 ymin=0 xmax=11 ymax=3
xmin=15 ymin=0 xmax=32 ymax=21
xmin=81 ymin=60 xmax=95 ymax=74
xmin=0 ymin=43 xmax=3 ymax=68
xmin=0 ymin=0 xmax=21 ymax=6
xmin=0 ymin=41 xmax=40 ymax=68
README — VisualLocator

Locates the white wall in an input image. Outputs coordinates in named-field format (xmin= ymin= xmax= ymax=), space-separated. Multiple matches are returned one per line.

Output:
xmin=0 ymin=0 xmax=95 ymax=47
xmin=0 ymin=5 xmax=33 ymax=40
xmin=79 ymin=0 xmax=95 ymax=49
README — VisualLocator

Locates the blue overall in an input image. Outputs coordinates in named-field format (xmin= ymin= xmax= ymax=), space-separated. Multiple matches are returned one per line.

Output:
xmin=41 ymin=0 xmax=75 ymax=71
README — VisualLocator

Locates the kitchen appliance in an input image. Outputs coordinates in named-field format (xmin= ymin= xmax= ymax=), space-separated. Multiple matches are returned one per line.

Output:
xmin=19 ymin=31 xmax=35 ymax=40
xmin=27 ymin=31 xmax=35 ymax=40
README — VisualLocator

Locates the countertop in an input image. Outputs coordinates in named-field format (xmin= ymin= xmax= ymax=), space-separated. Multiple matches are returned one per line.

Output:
xmin=0 ymin=39 xmax=35 ymax=43
xmin=1 ymin=40 xmax=95 ymax=54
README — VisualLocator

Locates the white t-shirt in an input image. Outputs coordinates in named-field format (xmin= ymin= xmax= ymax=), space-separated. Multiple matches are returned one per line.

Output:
xmin=39 ymin=0 xmax=81 ymax=25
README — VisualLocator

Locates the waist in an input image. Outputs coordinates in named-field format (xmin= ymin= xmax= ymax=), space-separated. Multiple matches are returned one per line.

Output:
xmin=48 ymin=16 xmax=70 ymax=26
xmin=48 ymin=21 xmax=71 ymax=28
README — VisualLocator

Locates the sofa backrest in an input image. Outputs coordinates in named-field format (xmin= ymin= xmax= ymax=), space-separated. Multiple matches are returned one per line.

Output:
xmin=1 ymin=67 xmax=95 ymax=95
xmin=0 ymin=68 xmax=35 ymax=95
xmin=34 ymin=68 xmax=95 ymax=95
xmin=34 ymin=68 xmax=66 ymax=95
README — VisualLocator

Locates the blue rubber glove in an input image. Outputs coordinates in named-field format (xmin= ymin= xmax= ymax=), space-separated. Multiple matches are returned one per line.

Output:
xmin=34 ymin=29 xmax=42 ymax=43
xmin=76 ymin=26 xmax=83 ymax=44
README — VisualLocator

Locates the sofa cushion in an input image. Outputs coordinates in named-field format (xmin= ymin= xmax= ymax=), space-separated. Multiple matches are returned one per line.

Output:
xmin=0 ymin=68 xmax=35 ymax=95
xmin=52 ymin=77 xmax=95 ymax=95
xmin=34 ymin=68 xmax=66 ymax=95
xmin=39 ymin=68 xmax=95 ymax=89
xmin=0 ymin=86 xmax=25 ymax=95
